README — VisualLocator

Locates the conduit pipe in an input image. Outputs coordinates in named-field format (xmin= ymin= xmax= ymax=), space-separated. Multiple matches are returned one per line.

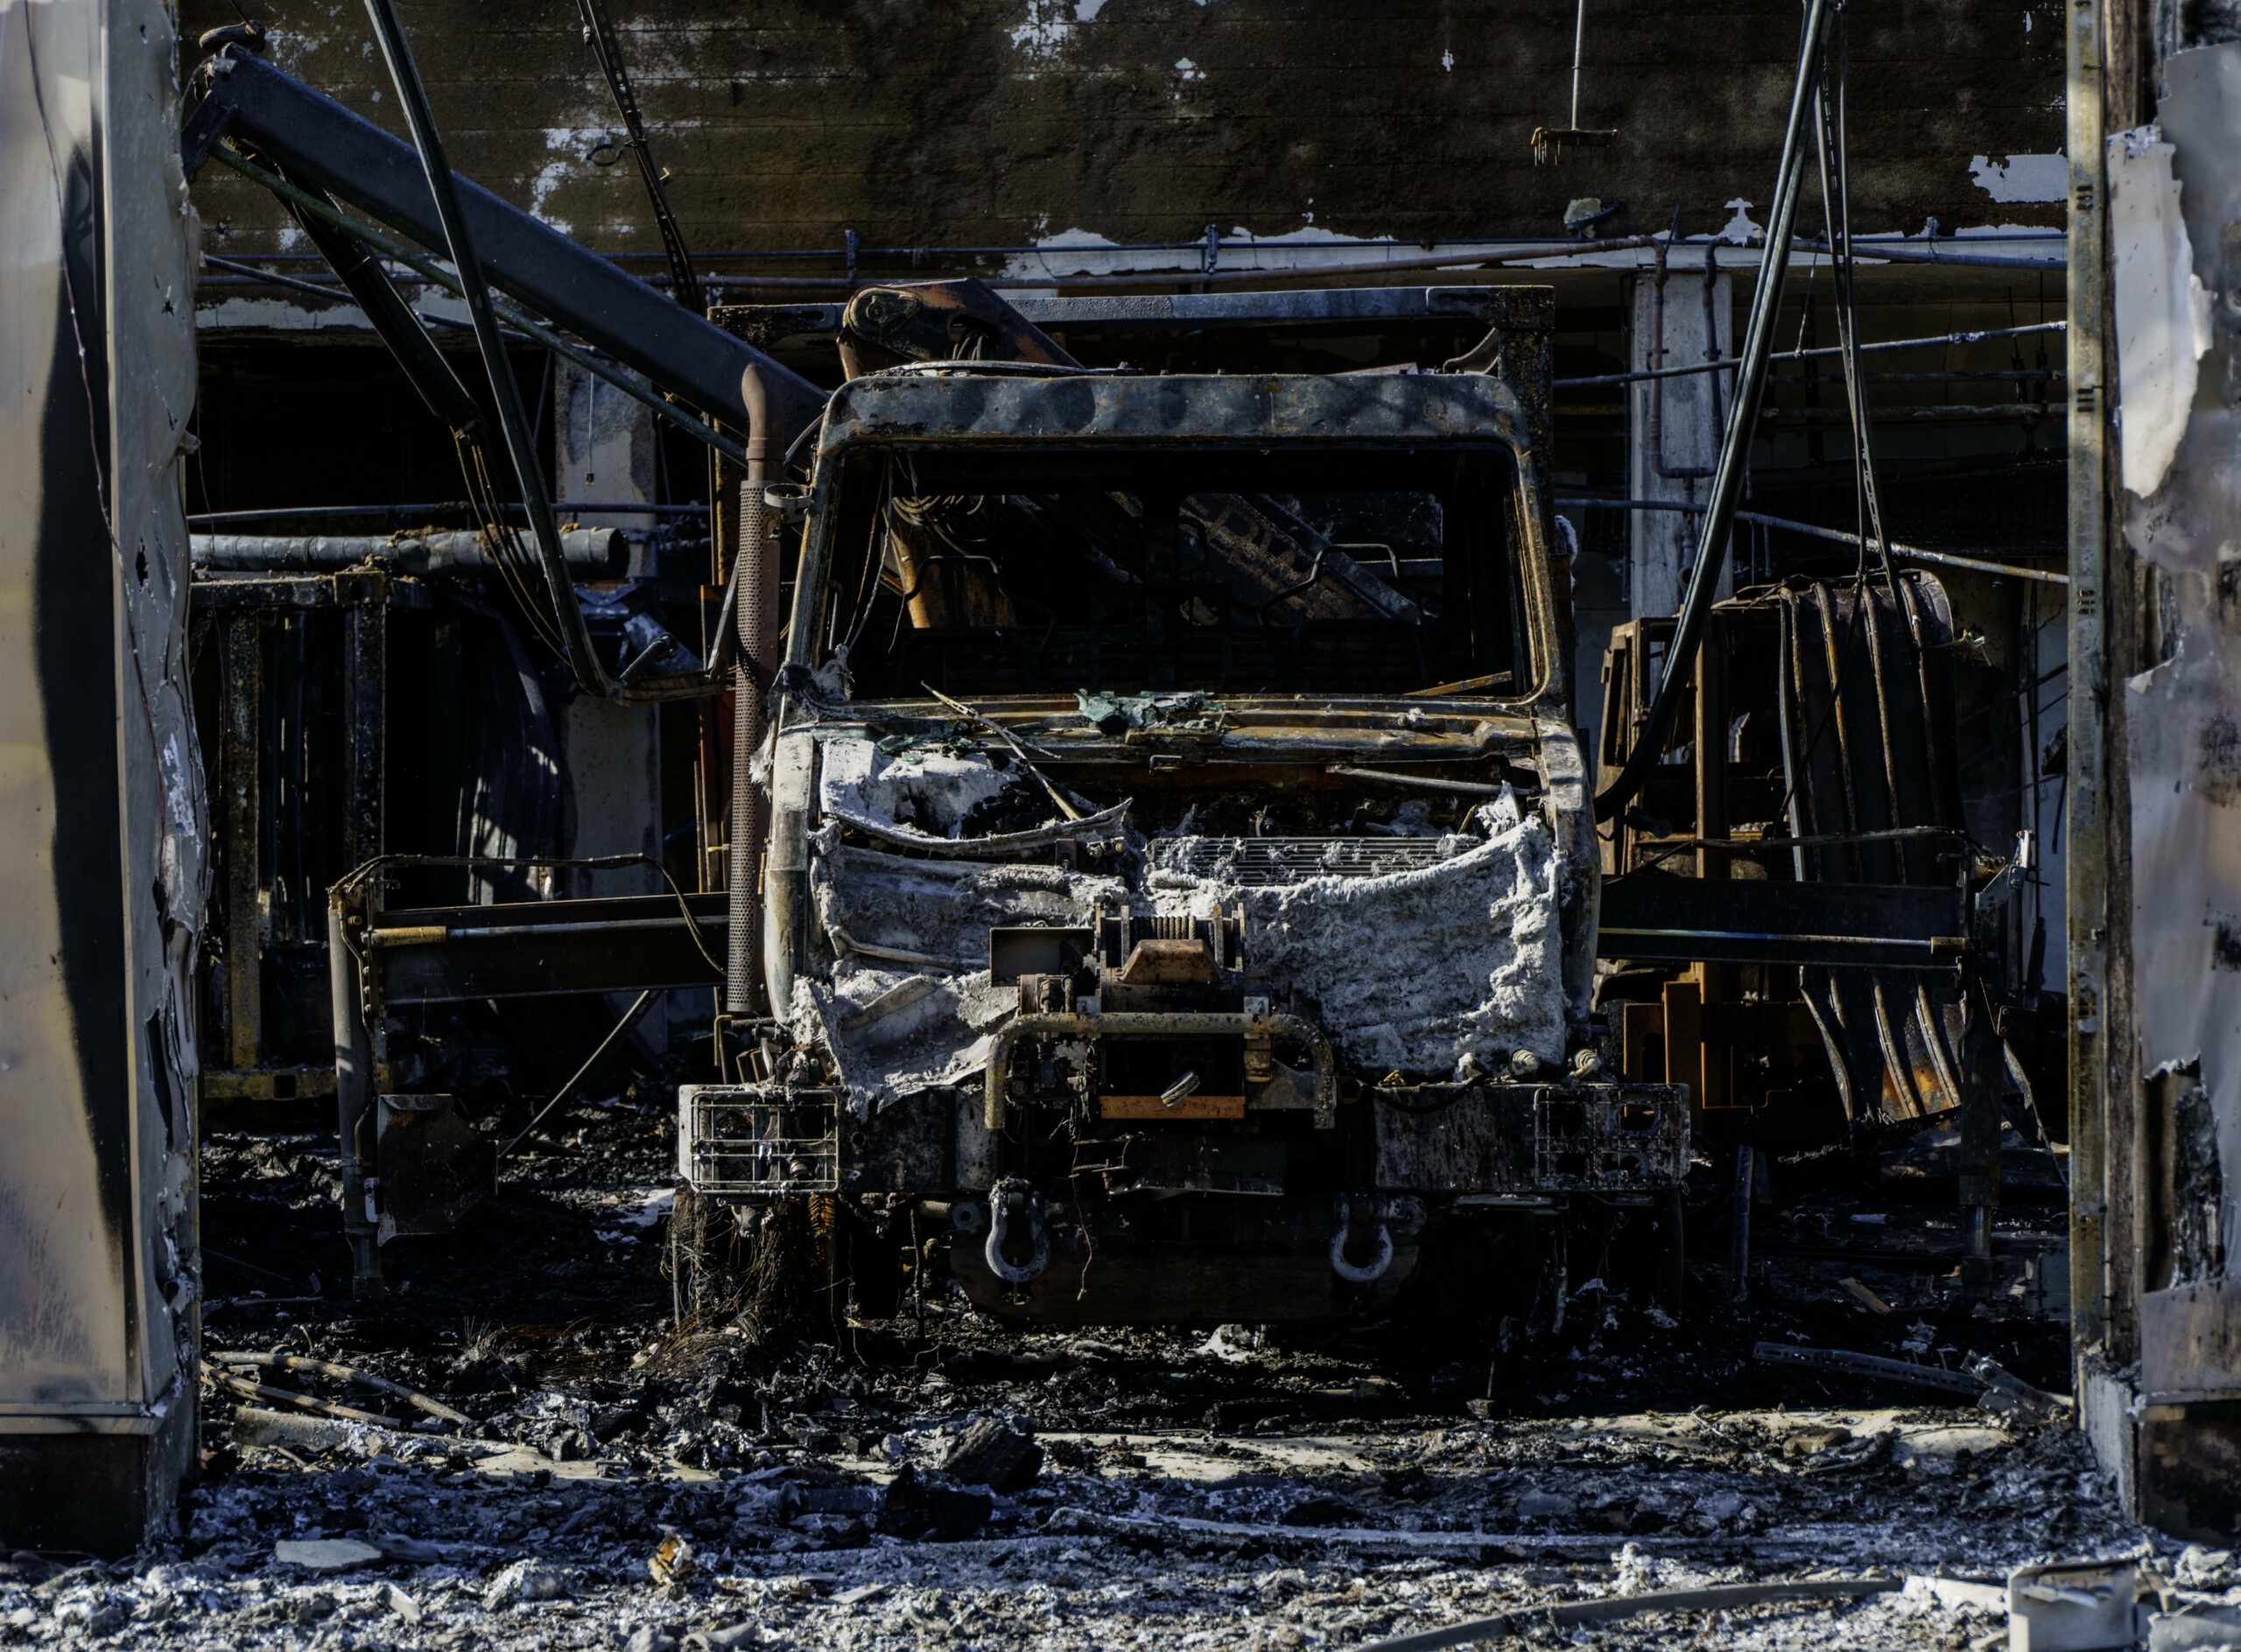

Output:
xmin=193 ymin=529 xmax=624 ymax=575
xmin=1558 ymin=320 xmax=2067 ymax=390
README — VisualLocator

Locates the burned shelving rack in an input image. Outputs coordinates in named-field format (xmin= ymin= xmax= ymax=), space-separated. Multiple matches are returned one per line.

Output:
xmin=1591 ymin=575 xmax=2048 ymax=1287
xmin=193 ymin=564 xmax=424 ymax=1118
xmin=1594 ymin=578 xmax=1994 ymax=1135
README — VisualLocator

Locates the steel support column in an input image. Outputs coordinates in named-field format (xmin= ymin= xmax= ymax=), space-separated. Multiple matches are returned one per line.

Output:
xmin=330 ymin=886 xmax=383 ymax=1297
xmin=338 ymin=569 xmax=386 ymax=873
xmin=2065 ymin=0 xmax=2112 ymax=1366
xmin=221 ymin=613 xmax=263 ymax=1072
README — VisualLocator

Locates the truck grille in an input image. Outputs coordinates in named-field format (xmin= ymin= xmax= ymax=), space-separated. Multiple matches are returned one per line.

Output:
xmin=1151 ymin=836 xmax=1457 ymax=887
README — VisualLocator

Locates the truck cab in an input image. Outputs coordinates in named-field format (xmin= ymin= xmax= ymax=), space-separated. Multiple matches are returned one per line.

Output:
xmin=682 ymin=362 xmax=1688 ymax=1325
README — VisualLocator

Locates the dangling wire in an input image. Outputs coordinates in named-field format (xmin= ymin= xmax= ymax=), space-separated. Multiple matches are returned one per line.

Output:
xmin=1591 ymin=0 xmax=1831 ymax=822
xmin=1812 ymin=4 xmax=1891 ymax=594
xmin=573 ymin=0 xmax=703 ymax=312
xmin=1767 ymin=4 xmax=1893 ymax=847
xmin=458 ymin=432 xmax=569 ymax=659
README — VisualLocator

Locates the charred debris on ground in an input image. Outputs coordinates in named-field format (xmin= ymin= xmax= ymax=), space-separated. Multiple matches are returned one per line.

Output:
xmin=0 ymin=1083 xmax=2164 ymax=1651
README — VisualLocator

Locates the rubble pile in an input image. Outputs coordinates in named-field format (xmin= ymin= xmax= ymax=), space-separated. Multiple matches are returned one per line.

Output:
xmin=2 ymin=1101 xmax=2166 ymax=1650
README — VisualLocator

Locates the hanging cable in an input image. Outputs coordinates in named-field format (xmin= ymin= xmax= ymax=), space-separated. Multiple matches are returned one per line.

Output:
xmin=1593 ymin=0 xmax=1831 ymax=823
xmin=1761 ymin=5 xmax=1903 ymax=847
xmin=1812 ymin=7 xmax=1891 ymax=584
xmin=574 ymin=0 xmax=703 ymax=312
xmin=358 ymin=0 xmax=614 ymax=697
xmin=272 ymin=23 xmax=757 ymax=702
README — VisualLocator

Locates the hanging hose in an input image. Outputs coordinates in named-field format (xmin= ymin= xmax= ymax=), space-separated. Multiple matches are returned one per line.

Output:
xmin=1592 ymin=0 xmax=1831 ymax=823
xmin=358 ymin=0 xmax=614 ymax=700
xmin=354 ymin=0 xmax=779 ymax=706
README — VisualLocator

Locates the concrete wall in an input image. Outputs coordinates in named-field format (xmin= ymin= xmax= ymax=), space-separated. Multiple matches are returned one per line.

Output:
xmin=179 ymin=0 xmax=2066 ymax=262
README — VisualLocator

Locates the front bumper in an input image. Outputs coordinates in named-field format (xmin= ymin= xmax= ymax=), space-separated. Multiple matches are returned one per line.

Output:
xmin=677 ymin=1079 xmax=1690 ymax=1201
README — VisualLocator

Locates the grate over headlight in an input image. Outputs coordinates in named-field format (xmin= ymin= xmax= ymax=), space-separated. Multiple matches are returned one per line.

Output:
xmin=678 ymin=1086 xmax=840 ymax=1195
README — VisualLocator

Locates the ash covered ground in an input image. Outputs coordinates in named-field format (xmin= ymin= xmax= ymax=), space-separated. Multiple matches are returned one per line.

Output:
xmin=2 ymin=1079 xmax=2188 ymax=1651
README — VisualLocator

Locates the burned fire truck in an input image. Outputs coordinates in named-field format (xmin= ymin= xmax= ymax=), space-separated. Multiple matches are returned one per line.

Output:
xmin=678 ymin=356 xmax=1690 ymax=1325
xmin=186 ymin=45 xmax=1699 ymax=1330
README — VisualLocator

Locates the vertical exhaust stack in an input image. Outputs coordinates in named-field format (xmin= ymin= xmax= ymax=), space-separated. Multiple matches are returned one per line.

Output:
xmin=727 ymin=367 xmax=801 ymax=1019
xmin=727 ymin=486 xmax=781 ymax=1016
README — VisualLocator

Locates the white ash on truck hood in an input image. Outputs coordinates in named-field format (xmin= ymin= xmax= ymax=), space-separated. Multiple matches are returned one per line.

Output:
xmin=804 ymin=839 xmax=1127 ymax=1107
xmin=796 ymin=738 xmax=1564 ymax=1111
xmin=816 ymin=737 xmax=1018 ymax=841
xmin=1146 ymin=795 xmax=1567 ymax=1079
xmin=800 ymin=737 xmax=1128 ymax=1107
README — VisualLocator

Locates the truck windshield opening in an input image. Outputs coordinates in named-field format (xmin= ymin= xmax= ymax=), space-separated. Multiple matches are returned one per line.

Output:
xmin=811 ymin=444 xmax=1529 ymax=699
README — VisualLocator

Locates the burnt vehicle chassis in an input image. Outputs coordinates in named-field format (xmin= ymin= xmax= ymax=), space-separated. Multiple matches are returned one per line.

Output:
xmin=680 ymin=366 xmax=1690 ymax=1326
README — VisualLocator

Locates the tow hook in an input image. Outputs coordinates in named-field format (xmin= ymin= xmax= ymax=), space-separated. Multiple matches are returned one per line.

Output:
xmin=1329 ymin=1193 xmax=1394 ymax=1283
xmin=984 ymin=1178 xmax=1050 ymax=1283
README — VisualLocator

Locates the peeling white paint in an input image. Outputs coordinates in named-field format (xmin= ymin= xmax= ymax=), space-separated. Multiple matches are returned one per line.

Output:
xmin=2108 ymin=127 xmax=2212 ymax=497
xmin=1003 ymin=221 xmax=1439 ymax=279
xmin=1008 ymin=2 xmax=1076 ymax=64
xmin=1970 ymin=151 xmax=2068 ymax=202
xmin=1176 ymin=57 xmax=1205 ymax=81
xmin=1443 ymin=48 xmax=1455 ymax=71
xmin=159 ymin=735 xmax=197 ymax=839
xmin=1036 ymin=225 xmax=1124 ymax=248
xmin=2122 ymin=43 xmax=2241 ymax=1274
xmin=194 ymin=288 xmax=476 ymax=334
xmin=1219 ymin=224 xmax=1395 ymax=248
xmin=530 ymin=127 xmax=615 ymax=233
xmin=1718 ymin=199 xmax=1761 ymax=243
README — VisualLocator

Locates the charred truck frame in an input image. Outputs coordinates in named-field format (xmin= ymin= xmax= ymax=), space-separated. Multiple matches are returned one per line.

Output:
xmin=683 ymin=364 xmax=1690 ymax=1325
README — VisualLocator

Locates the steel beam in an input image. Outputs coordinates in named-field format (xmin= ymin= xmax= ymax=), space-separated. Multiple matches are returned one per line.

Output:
xmin=368 ymin=893 xmax=726 ymax=1002
xmin=181 ymin=50 xmax=823 ymax=437
xmin=221 ymin=614 xmax=263 ymax=1072
xmin=1597 ymin=875 xmax=1966 ymax=970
